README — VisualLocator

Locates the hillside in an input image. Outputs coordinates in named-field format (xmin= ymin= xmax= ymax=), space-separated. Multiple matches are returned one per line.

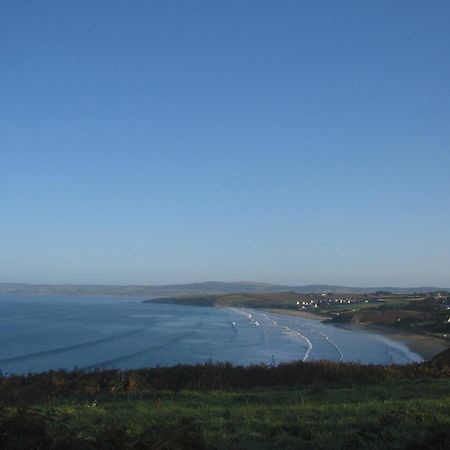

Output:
xmin=145 ymin=291 xmax=311 ymax=308
xmin=1 ymin=354 xmax=450 ymax=449
xmin=1 ymin=281 xmax=448 ymax=297
xmin=324 ymin=294 xmax=450 ymax=337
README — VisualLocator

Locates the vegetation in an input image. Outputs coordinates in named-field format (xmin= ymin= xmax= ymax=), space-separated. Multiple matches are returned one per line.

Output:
xmin=3 ymin=379 xmax=450 ymax=449
xmin=325 ymin=294 xmax=450 ymax=338
xmin=2 ymin=354 xmax=450 ymax=449
xmin=3 ymin=359 xmax=450 ymax=403
xmin=146 ymin=292 xmax=310 ymax=308
xmin=2 ymin=281 xmax=440 ymax=298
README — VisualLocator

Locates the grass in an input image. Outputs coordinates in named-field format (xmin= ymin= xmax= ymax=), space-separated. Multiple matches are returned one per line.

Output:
xmin=12 ymin=378 xmax=448 ymax=449
xmin=318 ymin=297 xmax=425 ymax=315
xmin=317 ymin=302 xmax=377 ymax=314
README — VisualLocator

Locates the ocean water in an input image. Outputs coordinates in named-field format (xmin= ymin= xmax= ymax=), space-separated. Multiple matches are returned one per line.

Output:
xmin=0 ymin=295 xmax=422 ymax=374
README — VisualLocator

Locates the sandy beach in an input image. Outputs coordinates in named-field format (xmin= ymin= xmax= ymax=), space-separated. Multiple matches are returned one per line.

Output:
xmin=266 ymin=308 xmax=326 ymax=322
xmin=265 ymin=308 xmax=449 ymax=361
xmin=342 ymin=323 xmax=449 ymax=361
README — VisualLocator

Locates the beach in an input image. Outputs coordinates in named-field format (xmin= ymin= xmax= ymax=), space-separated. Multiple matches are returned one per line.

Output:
xmin=266 ymin=308 xmax=325 ymax=322
xmin=266 ymin=308 xmax=449 ymax=361
xmin=344 ymin=323 xmax=449 ymax=361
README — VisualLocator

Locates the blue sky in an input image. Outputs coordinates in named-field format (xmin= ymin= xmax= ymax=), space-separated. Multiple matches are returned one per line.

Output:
xmin=1 ymin=1 xmax=449 ymax=286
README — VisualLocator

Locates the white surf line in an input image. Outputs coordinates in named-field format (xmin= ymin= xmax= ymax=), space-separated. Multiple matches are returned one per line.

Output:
xmin=295 ymin=330 xmax=313 ymax=361
xmin=281 ymin=325 xmax=313 ymax=361
xmin=262 ymin=312 xmax=278 ymax=326
xmin=245 ymin=311 xmax=261 ymax=327
xmin=263 ymin=314 xmax=277 ymax=325
xmin=366 ymin=333 xmax=422 ymax=363
xmin=227 ymin=307 xmax=249 ymax=317
xmin=233 ymin=308 xmax=258 ymax=326
xmin=228 ymin=307 xmax=277 ymax=328
xmin=317 ymin=330 xmax=344 ymax=361
xmin=365 ymin=334 xmax=395 ymax=364
xmin=260 ymin=312 xmax=278 ymax=327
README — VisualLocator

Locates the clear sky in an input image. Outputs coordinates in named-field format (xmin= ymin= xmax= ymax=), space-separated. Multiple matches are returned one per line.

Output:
xmin=1 ymin=1 xmax=449 ymax=287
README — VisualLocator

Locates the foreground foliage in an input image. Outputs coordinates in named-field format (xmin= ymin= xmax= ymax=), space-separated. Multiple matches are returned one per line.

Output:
xmin=2 ymin=379 xmax=450 ymax=449
xmin=2 ymin=358 xmax=450 ymax=404
xmin=1 ymin=358 xmax=450 ymax=449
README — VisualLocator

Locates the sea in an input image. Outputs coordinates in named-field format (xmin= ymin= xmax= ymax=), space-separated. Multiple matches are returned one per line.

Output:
xmin=0 ymin=295 xmax=422 ymax=375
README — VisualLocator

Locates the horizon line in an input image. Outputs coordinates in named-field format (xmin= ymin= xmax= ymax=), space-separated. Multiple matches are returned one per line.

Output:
xmin=1 ymin=280 xmax=449 ymax=290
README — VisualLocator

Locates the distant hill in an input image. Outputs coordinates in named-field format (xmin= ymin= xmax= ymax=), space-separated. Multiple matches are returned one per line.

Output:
xmin=145 ymin=292 xmax=308 ymax=308
xmin=0 ymin=281 xmax=447 ymax=297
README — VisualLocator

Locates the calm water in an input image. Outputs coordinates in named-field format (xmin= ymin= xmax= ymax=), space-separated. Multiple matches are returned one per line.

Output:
xmin=0 ymin=295 xmax=422 ymax=374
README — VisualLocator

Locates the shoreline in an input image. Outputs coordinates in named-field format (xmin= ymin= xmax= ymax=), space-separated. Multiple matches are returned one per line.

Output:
xmin=264 ymin=308 xmax=449 ymax=361
xmin=337 ymin=322 xmax=449 ymax=361
xmin=265 ymin=308 xmax=326 ymax=322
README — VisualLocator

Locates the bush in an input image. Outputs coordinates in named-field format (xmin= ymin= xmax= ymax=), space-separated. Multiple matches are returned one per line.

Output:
xmin=0 ymin=407 xmax=205 ymax=450
xmin=1 ymin=357 xmax=450 ymax=405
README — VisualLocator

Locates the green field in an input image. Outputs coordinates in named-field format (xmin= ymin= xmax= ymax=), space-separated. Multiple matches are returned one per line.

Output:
xmin=2 ymin=358 xmax=450 ymax=449
xmin=34 ymin=379 xmax=450 ymax=449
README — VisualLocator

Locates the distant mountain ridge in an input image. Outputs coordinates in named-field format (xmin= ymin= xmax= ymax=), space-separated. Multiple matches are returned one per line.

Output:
xmin=0 ymin=281 xmax=447 ymax=297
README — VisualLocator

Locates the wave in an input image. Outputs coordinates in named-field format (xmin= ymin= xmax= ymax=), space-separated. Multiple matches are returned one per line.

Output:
xmin=82 ymin=330 xmax=197 ymax=370
xmin=316 ymin=330 xmax=344 ymax=362
xmin=277 ymin=324 xmax=313 ymax=361
xmin=367 ymin=333 xmax=423 ymax=364
xmin=0 ymin=329 xmax=146 ymax=364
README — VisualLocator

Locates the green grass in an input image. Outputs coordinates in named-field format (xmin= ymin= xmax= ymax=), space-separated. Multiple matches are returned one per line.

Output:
xmin=317 ymin=303 xmax=376 ymax=314
xmin=25 ymin=378 xmax=450 ymax=449
xmin=318 ymin=297 xmax=418 ymax=315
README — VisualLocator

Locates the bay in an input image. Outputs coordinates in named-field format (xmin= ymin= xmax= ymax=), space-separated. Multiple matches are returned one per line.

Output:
xmin=0 ymin=295 xmax=422 ymax=375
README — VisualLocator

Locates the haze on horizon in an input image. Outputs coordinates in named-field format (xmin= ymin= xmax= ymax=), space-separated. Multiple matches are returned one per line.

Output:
xmin=1 ymin=1 xmax=449 ymax=288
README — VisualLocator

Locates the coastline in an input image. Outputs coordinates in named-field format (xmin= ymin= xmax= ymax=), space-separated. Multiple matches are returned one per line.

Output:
xmin=264 ymin=308 xmax=449 ymax=361
xmin=337 ymin=322 xmax=449 ymax=362
xmin=265 ymin=308 xmax=326 ymax=322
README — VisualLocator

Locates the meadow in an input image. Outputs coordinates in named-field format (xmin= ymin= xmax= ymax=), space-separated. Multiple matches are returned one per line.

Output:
xmin=1 ymin=354 xmax=450 ymax=449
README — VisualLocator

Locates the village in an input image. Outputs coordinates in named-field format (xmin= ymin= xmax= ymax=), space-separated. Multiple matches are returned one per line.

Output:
xmin=295 ymin=292 xmax=376 ymax=310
